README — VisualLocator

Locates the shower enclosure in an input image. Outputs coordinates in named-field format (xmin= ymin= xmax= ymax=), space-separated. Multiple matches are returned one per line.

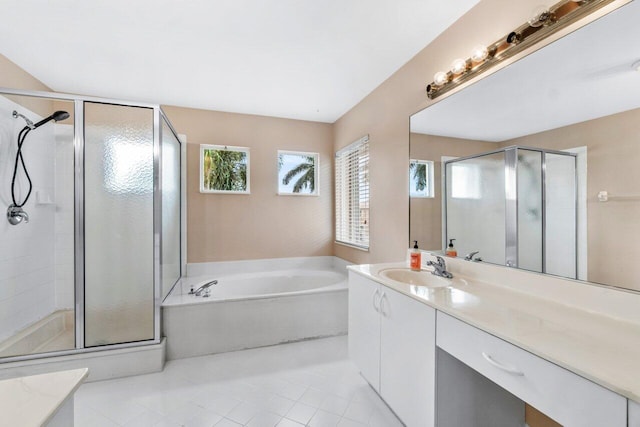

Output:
xmin=444 ymin=146 xmax=577 ymax=279
xmin=0 ymin=88 xmax=182 ymax=361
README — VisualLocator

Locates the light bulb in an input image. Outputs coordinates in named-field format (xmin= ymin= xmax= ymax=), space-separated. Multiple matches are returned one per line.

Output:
xmin=528 ymin=6 xmax=550 ymax=27
xmin=451 ymin=58 xmax=467 ymax=75
xmin=470 ymin=45 xmax=488 ymax=62
xmin=433 ymin=71 xmax=448 ymax=86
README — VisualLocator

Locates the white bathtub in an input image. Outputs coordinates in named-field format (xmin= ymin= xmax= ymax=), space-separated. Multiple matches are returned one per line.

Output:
xmin=162 ymin=257 xmax=348 ymax=359
xmin=164 ymin=269 xmax=346 ymax=305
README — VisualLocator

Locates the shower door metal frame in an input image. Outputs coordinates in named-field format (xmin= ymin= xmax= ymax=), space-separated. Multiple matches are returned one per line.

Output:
xmin=74 ymin=99 xmax=85 ymax=350
xmin=443 ymin=145 xmax=577 ymax=278
xmin=153 ymin=107 xmax=162 ymax=346
xmin=158 ymin=108 xmax=186 ymax=299
xmin=504 ymin=148 xmax=518 ymax=268
xmin=0 ymin=87 xmax=183 ymax=363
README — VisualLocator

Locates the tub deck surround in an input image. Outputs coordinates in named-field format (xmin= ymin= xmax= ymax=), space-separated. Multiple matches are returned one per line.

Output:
xmin=0 ymin=368 xmax=87 ymax=427
xmin=348 ymin=258 xmax=640 ymax=402
xmin=164 ymin=269 xmax=347 ymax=306
xmin=163 ymin=256 xmax=349 ymax=359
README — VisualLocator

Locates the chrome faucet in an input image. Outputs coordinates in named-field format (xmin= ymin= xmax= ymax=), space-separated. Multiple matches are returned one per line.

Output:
xmin=191 ymin=280 xmax=218 ymax=297
xmin=464 ymin=251 xmax=482 ymax=262
xmin=426 ymin=256 xmax=453 ymax=279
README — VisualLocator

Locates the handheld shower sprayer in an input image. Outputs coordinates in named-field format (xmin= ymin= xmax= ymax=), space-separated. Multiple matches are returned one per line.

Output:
xmin=33 ymin=110 xmax=70 ymax=129
xmin=12 ymin=110 xmax=69 ymax=129
xmin=7 ymin=109 xmax=69 ymax=225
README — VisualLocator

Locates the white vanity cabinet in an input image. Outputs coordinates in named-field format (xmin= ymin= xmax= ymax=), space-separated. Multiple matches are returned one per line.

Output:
xmin=348 ymin=271 xmax=436 ymax=427
xmin=437 ymin=312 xmax=627 ymax=427
xmin=630 ymin=400 xmax=640 ymax=427
xmin=348 ymin=271 xmax=382 ymax=389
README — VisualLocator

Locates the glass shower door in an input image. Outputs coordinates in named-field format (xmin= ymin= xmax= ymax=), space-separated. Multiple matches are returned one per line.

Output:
xmin=517 ymin=149 xmax=543 ymax=272
xmin=445 ymin=152 xmax=506 ymax=265
xmin=161 ymin=118 xmax=181 ymax=299
xmin=83 ymin=102 xmax=155 ymax=346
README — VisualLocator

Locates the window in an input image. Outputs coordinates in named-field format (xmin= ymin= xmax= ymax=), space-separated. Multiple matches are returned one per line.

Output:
xmin=278 ymin=151 xmax=319 ymax=196
xmin=409 ymin=159 xmax=434 ymax=198
xmin=200 ymin=145 xmax=250 ymax=194
xmin=335 ymin=135 xmax=369 ymax=250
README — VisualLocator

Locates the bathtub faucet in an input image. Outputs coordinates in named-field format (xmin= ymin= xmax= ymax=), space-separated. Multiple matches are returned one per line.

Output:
xmin=194 ymin=280 xmax=218 ymax=297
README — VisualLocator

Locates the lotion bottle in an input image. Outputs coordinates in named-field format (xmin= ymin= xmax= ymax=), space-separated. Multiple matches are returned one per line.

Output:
xmin=410 ymin=240 xmax=421 ymax=271
xmin=446 ymin=239 xmax=457 ymax=257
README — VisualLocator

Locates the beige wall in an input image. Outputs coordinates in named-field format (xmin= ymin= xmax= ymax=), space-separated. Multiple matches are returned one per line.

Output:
xmin=503 ymin=108 xmax=640 ymax=290
xmin=410 ymin=133 xmax=499 ymax=251
xmin=0 ymin=54 xmax=74 ymax=126
xmin=0 ymin=54 xmax=50 ymax=92
xmin=333 ymin=0 xmax=545 ymax=264
xmin=162 ymin=105 xmax=334 ymax=263
xmin=0 ymin=54 xmax=55 ymax=117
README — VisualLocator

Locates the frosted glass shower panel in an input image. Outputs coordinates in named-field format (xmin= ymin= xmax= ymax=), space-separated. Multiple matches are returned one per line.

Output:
xmin=545 ymin=153 xmax=577 ymax=279
xmin=84 ymin=102 xmax=154 ymax=346
xmin=161 ymin=119 xmax=181 ymax=299
xmin=517 ymin=149 xmax=543 ymax=272
xmin=446 ymin=152 xmax=506 ymax=265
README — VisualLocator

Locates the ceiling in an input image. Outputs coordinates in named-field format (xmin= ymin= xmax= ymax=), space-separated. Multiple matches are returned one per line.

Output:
xmin=411 ymin=0 xmax=640 ymax=142
xmin=0 ymin=0 xmax=479 ymax=123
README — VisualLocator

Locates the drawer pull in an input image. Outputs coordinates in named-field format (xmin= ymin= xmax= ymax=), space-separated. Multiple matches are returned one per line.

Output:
xmin=481 ymin=352 xmax=524 ymax=376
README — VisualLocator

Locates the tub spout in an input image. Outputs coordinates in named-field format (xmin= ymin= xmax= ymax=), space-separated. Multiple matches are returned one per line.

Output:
xmin=193 ymin=280 xmax=218 ymax=296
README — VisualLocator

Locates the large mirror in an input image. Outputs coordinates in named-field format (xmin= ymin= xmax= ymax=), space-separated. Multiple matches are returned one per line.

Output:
xmin=410 ymin=0 xmax=640 ymax=292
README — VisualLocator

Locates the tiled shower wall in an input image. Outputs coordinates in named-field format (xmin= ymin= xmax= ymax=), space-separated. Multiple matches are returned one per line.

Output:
xmin=0 ymin=96 xmax=57 ymax=342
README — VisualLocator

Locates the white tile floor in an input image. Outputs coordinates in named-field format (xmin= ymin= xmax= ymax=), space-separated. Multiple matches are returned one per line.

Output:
xmin=75 ymin=336 xmax=404 ymax=427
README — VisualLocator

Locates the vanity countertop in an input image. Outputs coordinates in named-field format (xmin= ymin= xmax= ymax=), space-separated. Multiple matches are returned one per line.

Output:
xmin=0 ymin=368 xmax=88 ymax=426
xmin=348 ymin=262 xmax=640 ymax=402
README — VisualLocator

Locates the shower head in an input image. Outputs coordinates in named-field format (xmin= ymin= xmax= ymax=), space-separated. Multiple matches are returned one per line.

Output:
xmin=33 ymin=110 xmax=70 ymax=129
xmin=13 ymin=110 xmax=69 ymax=130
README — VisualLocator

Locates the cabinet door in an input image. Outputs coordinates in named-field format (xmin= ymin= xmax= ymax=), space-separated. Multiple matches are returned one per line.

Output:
xmin=348 ymin=272 xmax=381 ymax=390
xmin=630 ymin=400 xmax=640 ymax=427
xmin=380 ymin=287 xmax=436 ymax=427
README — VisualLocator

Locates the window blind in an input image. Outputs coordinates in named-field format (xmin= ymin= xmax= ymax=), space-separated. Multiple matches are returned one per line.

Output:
xmin=335 ymin=135 xmax=370 ymax=250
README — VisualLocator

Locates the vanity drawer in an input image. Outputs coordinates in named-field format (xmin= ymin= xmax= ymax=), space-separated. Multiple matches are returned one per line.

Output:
xmin=436 ymin=312 xmax=626 ymax=427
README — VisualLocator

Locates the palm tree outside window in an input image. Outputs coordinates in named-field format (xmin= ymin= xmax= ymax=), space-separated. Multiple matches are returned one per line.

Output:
xmin=410 ymin=159 xmax=434 ymax=198
xmin=200 ymin=144 xmax=250 ymax=194
xmin=278 ymin=151 xmax=319 ymax=196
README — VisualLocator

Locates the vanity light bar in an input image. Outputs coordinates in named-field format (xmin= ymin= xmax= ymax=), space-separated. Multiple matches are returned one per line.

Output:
xmin=426 ymin=0 xmax=619 ymax=100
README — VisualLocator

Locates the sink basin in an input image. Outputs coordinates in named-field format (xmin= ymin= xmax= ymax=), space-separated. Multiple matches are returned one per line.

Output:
xmin=378 ymin=268 xmax=451 ymax=288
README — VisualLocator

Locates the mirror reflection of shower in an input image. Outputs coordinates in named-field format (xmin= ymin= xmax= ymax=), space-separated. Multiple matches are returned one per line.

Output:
xmin=7 ymin=109 xmax=69 ymax=225
xmin=445 ymin=145 xmax=578 ymax=279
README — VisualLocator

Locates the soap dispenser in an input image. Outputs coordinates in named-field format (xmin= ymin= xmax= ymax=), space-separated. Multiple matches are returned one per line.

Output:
xmin=446 ymin=239 xmax=457 ymax=257
xmin=410 ymin=240 xmax=421 ymax=271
